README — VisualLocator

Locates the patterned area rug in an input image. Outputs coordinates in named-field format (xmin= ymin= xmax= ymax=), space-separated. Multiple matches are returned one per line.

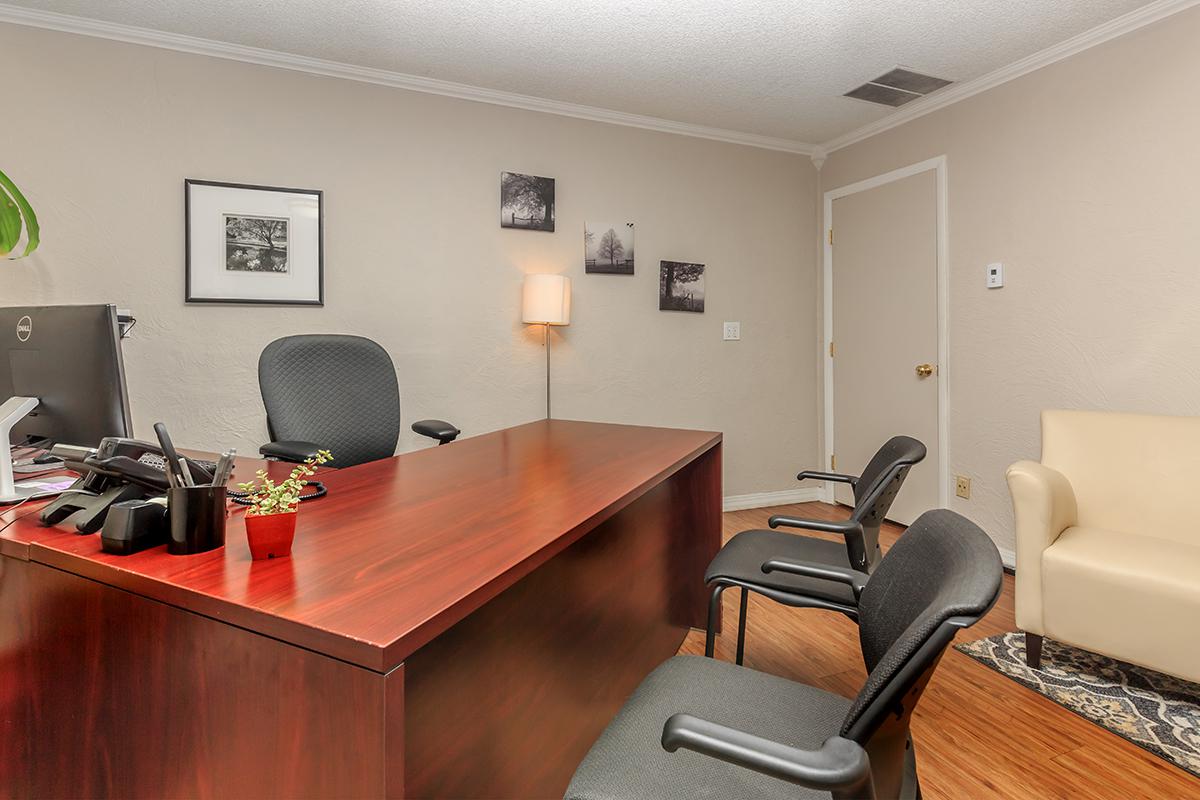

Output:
xmin=956 ymin=632 xmax=1200 ymax=778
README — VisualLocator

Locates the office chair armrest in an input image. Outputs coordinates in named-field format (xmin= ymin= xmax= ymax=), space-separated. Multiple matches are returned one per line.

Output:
xmin=662 ymin=714 xmax=875 ymax=799
xmin=797 ymin=470 xmax=858 ymax=486
xmin=761 ymin=558 xmax=868 ymax=600
xmin=259 ymin=440 xmax=324 ymax=463
xmin=768 ymin=515 xmax=864 ymax=539
xmin=411 ymin=419 xmax=461 ymax=445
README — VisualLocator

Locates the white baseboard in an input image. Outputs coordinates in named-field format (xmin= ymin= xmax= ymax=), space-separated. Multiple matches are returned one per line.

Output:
xmin=997 ymin=546 xmax=1016 ymax=571
xmin=722 ymin=488 xmax=824 ymax=512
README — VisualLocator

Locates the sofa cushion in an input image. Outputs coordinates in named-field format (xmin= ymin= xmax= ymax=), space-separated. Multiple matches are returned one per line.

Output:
xmin=1042 ymin=526 xmax=1200 ymax=683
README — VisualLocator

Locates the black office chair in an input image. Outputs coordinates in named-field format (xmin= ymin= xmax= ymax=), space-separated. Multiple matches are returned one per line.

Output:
xmin=257 ymin=334 xmax=460 ymax=468
xmin=566 ymin=509 xmax=1002 ymax=800
xmin=706 ymin=436 xmax=926 ymax=664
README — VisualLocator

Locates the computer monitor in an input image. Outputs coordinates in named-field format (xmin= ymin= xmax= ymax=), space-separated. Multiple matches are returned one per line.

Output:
xmin=0 ymin=304 xmax=132 ymax=501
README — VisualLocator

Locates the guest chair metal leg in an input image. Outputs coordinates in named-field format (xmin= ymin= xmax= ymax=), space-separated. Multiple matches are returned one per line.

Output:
xmin=1025 ymin=632 xmax=1043 ymax=669
xmin=735 ymin=588 xmax=749 ymax=666
xmin=705 ymin=584 xmax=725 ymax=658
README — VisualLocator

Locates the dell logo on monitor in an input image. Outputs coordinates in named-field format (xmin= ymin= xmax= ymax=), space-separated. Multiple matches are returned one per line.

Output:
xmin=16 ymin=315 xmax=32 ymax=342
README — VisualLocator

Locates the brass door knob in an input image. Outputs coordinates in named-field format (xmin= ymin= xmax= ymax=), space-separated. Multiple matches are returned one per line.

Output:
xmin=915 ymin=363 xmax=935 ymax=378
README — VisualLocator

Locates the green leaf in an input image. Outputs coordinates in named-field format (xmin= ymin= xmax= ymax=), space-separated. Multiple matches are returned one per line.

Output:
xmin=0 ymin=169 xmax=39 ymax=257
xmin=0 ymin=186 xmax=19 ymax=257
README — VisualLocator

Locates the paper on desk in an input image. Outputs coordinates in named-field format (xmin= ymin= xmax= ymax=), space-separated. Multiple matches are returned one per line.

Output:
xmin=15 ymin=476 xmax=77 ymax=492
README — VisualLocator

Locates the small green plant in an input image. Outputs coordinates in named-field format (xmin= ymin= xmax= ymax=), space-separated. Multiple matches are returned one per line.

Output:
xmin=238 ymin=450 xmax=332 ymax=516
xmin=0 ymin=168 xmax=40 ymax=259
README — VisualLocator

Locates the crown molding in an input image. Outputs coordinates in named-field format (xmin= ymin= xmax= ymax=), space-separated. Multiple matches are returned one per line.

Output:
xmin=0 ymin=3 xmax=815 ymax=156
xmin=809 ymin=147 xmax=828 ymax=172
xmin=8 ymin=0 xmax=1188 ymax=161
xmin=821 ymin=0 xmax=1200 ymax=154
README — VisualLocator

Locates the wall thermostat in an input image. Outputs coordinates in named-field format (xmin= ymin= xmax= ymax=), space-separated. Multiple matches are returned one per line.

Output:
xmin=986 ymin=263 xmax=1004 ymax=289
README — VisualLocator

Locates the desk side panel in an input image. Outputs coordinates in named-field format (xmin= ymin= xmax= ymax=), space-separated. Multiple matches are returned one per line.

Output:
xmin=0 ymin=556 xmax=389 ymax=799
xmin=670 ymin=442 xmax=722 ymax=630
xmin=403 ymin=446 xmax=722 ymax=798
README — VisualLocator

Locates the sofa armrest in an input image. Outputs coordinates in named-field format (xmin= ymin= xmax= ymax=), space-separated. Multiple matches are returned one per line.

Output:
xmin=1006 ymin=459 xmax=1078 ymax=633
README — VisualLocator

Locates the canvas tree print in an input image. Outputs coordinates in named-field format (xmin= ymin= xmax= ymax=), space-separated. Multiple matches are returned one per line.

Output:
xmin=584 ymin=222 xmax=634 ymax=274
xmin=659 ymin=261 xmax=705 ymax=312
xmin=500 ymin=172 xmax=555 ymax=231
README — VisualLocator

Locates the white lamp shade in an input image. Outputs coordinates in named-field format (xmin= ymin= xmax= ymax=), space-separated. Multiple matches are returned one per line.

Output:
xmin=522 ymin=274 xmax=571 ymax=325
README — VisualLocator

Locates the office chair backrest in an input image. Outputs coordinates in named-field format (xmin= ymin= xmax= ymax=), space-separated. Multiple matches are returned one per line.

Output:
xmin=259 ymin=334 xmax=401 ymax=468
xmin=847 ymin=435 xmax=927 ymax=570
xmin=839 ymin=509 xmax=1001 ymax=796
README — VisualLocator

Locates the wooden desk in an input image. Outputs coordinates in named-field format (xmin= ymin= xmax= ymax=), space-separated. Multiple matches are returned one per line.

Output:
xmin=0 ymin=420 xmax=721 ymax=798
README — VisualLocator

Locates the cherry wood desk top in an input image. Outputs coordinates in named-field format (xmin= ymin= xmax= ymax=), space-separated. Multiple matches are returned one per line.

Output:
xmin=0 ymin=420 xmax=720 ymax=672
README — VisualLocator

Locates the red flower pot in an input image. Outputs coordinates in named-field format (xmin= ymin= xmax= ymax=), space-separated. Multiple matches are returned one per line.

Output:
xmin=245 ymin=511 xmax=298 ymax=560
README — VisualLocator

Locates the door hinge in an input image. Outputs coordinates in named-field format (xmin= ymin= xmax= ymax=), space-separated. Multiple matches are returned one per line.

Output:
xmin=830 ymin=454 xmax=837 ymax=470
xmin=828 ymin=229 xmax=834 ymax=245
xmin=829 ymin=341 xmax=834 ymax=358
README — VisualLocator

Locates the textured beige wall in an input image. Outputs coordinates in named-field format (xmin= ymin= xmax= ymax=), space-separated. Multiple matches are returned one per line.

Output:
xmin=820 ymin=9 xmax=1200 ymax=553
xmin=1 ymin=23 xmax=818 ymax=497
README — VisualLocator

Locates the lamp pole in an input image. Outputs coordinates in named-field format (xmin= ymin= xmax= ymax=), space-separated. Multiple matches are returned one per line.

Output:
xmin=521 ymin=273 xmax=570 ymax=422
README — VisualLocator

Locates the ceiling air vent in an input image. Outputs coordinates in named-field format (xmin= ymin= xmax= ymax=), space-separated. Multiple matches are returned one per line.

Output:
xmin=844 ymin=67 xmax=953 ymax=107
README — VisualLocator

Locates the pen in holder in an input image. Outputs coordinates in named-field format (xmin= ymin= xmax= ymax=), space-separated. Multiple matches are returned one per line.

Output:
xmin=167 ymin=484 xmax=227 ymax=555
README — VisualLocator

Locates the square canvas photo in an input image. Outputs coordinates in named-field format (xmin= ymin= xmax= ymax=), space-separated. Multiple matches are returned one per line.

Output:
xmin=659 ymin=261 xmax=705 ymax=312
xmin=225 ymin=214 xmax=289 ymax=273
xmin=585 ymin=222 xmax=635 ymax=274
xmin=500 ymin=172 xmax=555 ymax=231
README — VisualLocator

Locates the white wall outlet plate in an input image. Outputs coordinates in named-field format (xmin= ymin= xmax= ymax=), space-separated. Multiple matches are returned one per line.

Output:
xmin=986 ymin=263 xmax=1004 ymax=289
xmin=723 ymin=322 xmax=741 ymax=340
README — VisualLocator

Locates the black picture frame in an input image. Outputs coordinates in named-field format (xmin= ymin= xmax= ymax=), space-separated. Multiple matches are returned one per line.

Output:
xmin=185 ymin=179 xmax=324 ymax=306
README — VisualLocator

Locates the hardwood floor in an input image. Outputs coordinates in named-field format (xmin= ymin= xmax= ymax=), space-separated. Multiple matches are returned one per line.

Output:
xmin=679 ymin=502 xmax=1200 ymax=799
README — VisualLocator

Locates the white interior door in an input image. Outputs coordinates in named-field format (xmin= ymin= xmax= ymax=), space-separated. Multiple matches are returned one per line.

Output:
xmin=829 ymin=169 xmax=939 ymax=525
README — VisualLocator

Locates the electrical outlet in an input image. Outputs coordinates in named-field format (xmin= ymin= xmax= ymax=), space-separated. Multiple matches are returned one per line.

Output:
xmin=723 ymin=322 xmax=741 ymax=341
xmin=955 ymin=475 xmax=971 ymax=499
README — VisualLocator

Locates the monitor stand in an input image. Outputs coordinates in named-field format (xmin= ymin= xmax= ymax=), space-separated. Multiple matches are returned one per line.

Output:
xmin=1 ymin=396 xmax=42 ymax=504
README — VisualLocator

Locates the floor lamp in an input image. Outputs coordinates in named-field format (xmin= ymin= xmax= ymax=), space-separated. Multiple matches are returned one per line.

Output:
xmin=522 ymin=274 xmax=571 ymax=419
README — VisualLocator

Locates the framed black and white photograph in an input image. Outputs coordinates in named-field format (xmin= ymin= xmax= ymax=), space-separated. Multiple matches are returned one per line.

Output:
xmin=659 ymin=261 xmax=705 ymax=313
xmin=585 ymin=222 xmax=634 ymax=274
xmin=500 ymin=171 xmax=555 ymax=231
xmin=185 ymin=179 xmax=323 ymax=305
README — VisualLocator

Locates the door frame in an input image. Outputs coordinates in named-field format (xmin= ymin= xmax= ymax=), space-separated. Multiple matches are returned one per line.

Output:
xmin=822 ymin=155 xmax=949 ymax=508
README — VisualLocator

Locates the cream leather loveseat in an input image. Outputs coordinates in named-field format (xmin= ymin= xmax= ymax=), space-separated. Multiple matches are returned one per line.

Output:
xmin=1007 ymin=409 xmax=1200 ymax=683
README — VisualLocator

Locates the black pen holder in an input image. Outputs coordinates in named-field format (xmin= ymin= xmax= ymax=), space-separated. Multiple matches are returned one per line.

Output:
xmin=167 ymin=485 xmax=227 ymax=555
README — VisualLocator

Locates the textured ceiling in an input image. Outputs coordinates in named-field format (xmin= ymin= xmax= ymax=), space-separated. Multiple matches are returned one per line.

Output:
xmin=5 ymin=0 xmax=1158 ymax=144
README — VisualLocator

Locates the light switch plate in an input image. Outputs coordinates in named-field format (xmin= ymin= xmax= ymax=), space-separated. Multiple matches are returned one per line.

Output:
xmin=723 ymin=322 xmax=741 ymax=341
xmin=986 ymin=263 xmax=1004 ymax=289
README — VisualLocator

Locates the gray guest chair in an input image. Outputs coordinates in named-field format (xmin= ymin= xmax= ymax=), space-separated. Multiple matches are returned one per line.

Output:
xmin=565 ymin=509 xmax=1003 ymax=800
xmin=257 ymin=334 xmax=459 ymax=468
xmin=706 ymin=436 xmax=926 ymax=664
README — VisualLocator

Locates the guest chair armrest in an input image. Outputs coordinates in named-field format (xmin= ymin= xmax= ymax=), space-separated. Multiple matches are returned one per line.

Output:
xmin=797 ymin=470 xmax=859 ymax=486
xmin=259 ymin=440 xmax=324 ymax=463
xmin=412 ymin=419 xmax=460 ymax=445
xmin=662 ymin=714 xmax=874 ymax=800
xmin=768 ymin=516 xmax=869 ymax=572
xmin=768 ymin=515 xmax=865 ymax=540
xmin=761 ymin=558 xmax=869 ymax=600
